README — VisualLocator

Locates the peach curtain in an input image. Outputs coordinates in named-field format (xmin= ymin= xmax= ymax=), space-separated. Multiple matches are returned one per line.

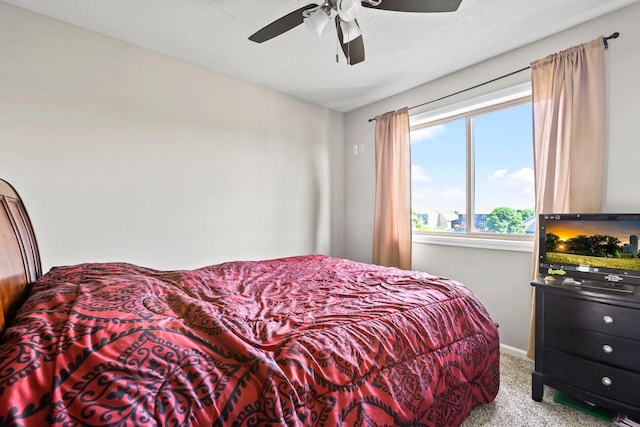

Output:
xmin=373 ymin=107 xmax=412 ymax=270
xmin=527 ymin=37 xmax=606 ymax=359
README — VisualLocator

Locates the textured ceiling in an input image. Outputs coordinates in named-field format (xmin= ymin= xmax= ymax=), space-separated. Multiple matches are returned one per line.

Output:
xmin=3 ymin=0 xmax=639 ymax=112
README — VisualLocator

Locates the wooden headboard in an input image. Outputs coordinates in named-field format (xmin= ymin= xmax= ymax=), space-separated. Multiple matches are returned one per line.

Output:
xmin=0 ymin=179 xmax=41 ymax=331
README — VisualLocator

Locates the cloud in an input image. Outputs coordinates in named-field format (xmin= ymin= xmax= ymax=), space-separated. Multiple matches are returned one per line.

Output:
xmin=413 ymin=186 xmax=465 ymax=202
xmin=511 ymin=167 xmax=535 ymax=184
xmin=485 ymin=167 xmax=535 ymax=197
xmin=488 ymin=169 xmax=508 ymax=181
xmin=441 ymin=187 xmax=465 ymax=199
xmin=411 ymin=186 xmax=465 ymax=212
xmin=411 ymin=164 xmax=431 ymax=182
xmin=487 ymin=167 xmax=533 ymax=185
xmin=411 ymin=124 xmax=446 ymax=144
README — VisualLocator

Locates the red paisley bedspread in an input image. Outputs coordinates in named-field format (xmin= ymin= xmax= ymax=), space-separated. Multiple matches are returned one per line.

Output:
xmin=0 ymin=255 xmax=499 ymax=426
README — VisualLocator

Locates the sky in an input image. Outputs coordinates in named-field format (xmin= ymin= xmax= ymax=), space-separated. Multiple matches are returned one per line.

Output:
xmin=411 ymin=102 xmax=534 ymax=214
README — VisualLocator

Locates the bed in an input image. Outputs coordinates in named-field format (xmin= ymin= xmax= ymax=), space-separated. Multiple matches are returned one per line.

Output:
xmin=0 ymin=178 xmax=499 ymax=426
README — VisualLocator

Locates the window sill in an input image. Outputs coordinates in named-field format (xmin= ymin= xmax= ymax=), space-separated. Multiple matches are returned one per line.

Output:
xmin=413 ymin=234 xmax=534 ymax=252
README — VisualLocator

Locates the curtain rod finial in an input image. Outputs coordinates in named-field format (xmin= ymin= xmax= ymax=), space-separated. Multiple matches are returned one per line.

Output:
xmin=603 ymin=31 xmax=619 ymax=50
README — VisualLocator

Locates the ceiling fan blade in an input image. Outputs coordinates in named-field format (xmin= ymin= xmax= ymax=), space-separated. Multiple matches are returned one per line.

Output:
xmin=363 ymin=0 xmax=462 ymax=13
xmin=336 ymin=17 xmax=365 ymax=65
xmin=249 ymin=3 xmax=319 ymax=43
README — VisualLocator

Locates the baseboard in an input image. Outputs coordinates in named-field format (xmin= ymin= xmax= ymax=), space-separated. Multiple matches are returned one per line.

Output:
xmin=500 ymin=343 xmax=530 ymax=360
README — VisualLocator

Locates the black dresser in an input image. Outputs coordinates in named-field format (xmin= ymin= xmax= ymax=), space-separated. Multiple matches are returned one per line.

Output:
xmin=531 ymin=278 xmax=640 ymax=418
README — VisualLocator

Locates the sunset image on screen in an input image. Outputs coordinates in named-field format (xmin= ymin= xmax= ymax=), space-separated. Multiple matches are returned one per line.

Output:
xmin=544 ymin=219 xmax=640 ymax=271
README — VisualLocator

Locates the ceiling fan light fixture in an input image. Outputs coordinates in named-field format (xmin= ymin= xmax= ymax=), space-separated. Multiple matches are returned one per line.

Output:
xmin=337 ymin=0 xmax=362 ymax=21
xmin=339 ymin=19 xmax=361 ymax=43
xmin=303 ymin=8 xmax=330 ymax=37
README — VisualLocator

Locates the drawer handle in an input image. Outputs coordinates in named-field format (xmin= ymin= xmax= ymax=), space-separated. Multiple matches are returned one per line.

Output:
xmin=603 ymin=315 xmax=614 ymax=324
xmin=602 ymin=376 xmax=612 ymax=386
xmin=602 ymin=345 xmax=613 ymax=354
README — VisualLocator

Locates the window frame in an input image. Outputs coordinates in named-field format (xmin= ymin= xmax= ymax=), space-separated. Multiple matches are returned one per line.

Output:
xmin=410 ymin=83 xmax=535 ymax=249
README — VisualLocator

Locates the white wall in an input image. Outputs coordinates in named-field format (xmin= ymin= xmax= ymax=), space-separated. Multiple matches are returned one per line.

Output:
xmin=344 ymin=3 xmax=640 ymax=352
xmin=0 ymin=3 xmax=345 ymax=271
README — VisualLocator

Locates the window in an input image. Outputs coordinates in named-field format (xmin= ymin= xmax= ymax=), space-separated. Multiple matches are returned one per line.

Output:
xmin=411 ymin=85 xmax=534 ymax=240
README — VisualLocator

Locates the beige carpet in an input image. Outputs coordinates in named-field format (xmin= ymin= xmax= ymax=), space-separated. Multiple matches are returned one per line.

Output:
xmin=461 ymin=352 xmax=614 ymax=426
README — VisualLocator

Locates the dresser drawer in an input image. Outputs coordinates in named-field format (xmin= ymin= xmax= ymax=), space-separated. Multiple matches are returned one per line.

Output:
xmin=544 ymin=293 xmax=640 ymax=340
xmin=545 ymin=326 xmax=640 ymax=371
xmin=543 ymin=349 xmax=640 ymax=407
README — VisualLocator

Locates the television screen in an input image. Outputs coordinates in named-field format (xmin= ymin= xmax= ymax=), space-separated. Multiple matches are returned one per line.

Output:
xmin=539 ymin=213 xmax=640 ymax=287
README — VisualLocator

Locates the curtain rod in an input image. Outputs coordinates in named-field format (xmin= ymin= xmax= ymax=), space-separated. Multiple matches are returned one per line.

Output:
xmin=368 ymin=32 xmax=620 ymax=123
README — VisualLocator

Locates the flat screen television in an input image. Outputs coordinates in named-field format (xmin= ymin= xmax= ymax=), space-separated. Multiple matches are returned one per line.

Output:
xmin=539 ymin=213 xmax=640 ymax=291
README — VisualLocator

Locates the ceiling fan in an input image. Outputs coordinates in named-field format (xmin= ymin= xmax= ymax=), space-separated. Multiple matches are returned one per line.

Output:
xmin=248 ymin=0 xmax=463 ymax=65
